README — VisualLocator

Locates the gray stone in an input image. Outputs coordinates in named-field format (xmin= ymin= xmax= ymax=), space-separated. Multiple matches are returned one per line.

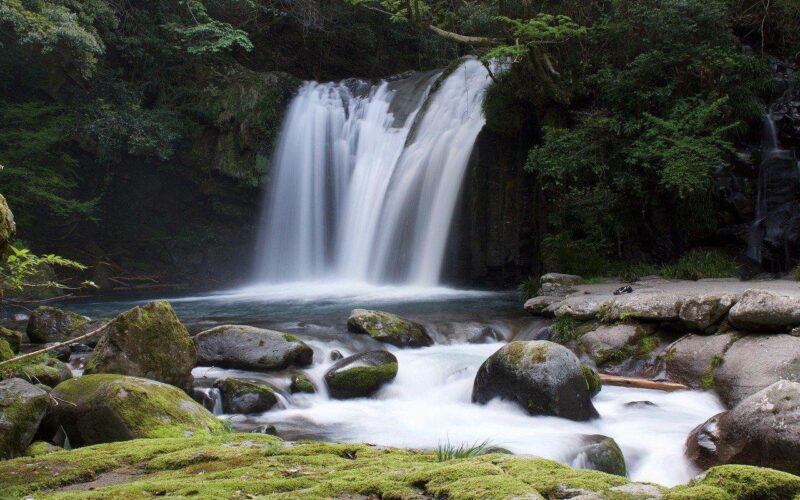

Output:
xmin=714 ymin=334 xmax=800 ymax=406
xmin=214 ymin=378 xmax=279 ymax=414
xmin=580 ymin=324 xmax=639 ymax=364
xmin=524 ymin=296 xmax=560 ymax=316
xmin=0 ymin=378 xmax=49 ymax=459
xmin=347 ymin=309 xmax=432 ymax=348
xmin=678 ymin=294 xmax=737 ymax=331
xmin=728 ymin=289 xmax=800 ymax=331
xmin=687 ymin=380 xmax=800 ymax=475
xmin=609 ymin=483 xmax=664 ymax=498
xmin=324 ymin=351 xmax=398 ymax=399
xmin=541 ymin=273 xmax=583 ymax=287
xmin=607 ymin=293 xmax=682 ymax=322
xmin=472 ymin=341 xmax=599 ymax=421
xmin=26 ymin=306 xmax=90 ymax=344
xmin=665 ymin=333 xmax=739 ymax=388
xmin=195 ymin=325 xmax=313 ymax=371
xmin=554 ymin=296 xmax=613 ymax=321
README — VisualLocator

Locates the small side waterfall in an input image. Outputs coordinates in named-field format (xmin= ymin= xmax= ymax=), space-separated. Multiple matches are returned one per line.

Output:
xmin=253 ymin=59 xmax=493 ymax=285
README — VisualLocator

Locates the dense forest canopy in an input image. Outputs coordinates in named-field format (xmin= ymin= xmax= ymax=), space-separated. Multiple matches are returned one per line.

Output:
xmin=0 ymin=0 xmax=798 ymax=287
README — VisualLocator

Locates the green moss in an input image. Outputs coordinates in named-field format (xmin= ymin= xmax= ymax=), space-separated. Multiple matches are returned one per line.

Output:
xmin=581 ymin=364 xmax=602 ymax=396
xmin=0 ymin=326 xmax=22 ymax=353
xmin=291 ymin=373 xmax=315 ymax=394
xmin=551 ymin=316 xmax=579 ymax=343
xmin=347 ymin=310 xmax=430 ymax=346
xmin=215 ymin=378 xmax=278 ymax=412
xmin=702 ymin=354 xmax=725 ymax=390
xmin=666 ymin=484 xmax=733 ymax=499
xmin=283 ymin=333 xmax=301 ymax=342
xmin=695 ymin=465 xmax=800 ymax=500
xmin=327 ymin=362 xmax=398 ymax=395
xmin=26 ymin=306 xmax=89 ymax=343
xmin=24 ymin=441 xmax=62 ymax=457
xmin=0 ymin=379 xmax=49 ymax=460
xmin=0 ymin=338 xmax=13 ymax=362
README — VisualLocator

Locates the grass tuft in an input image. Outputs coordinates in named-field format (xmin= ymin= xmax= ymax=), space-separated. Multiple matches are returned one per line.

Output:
xmin=436 ymin=439 xmax=509 ymax=462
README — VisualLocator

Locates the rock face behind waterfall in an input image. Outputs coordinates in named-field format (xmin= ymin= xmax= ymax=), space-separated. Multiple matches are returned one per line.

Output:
xmin=84 ymin=301 xmax=196 ymax=391
xmin=324 ymin=351 xmax=398 ymax=399
xmin=687 ymin=380 xmax=800 ymax=474
xmin=194 ymin=325 xmax=313 ymax=371
xmin=472 ymin=341 xmax=599 ymax=421
xmin=42 ymin=374 xmax=224 ymax=447
xmin=347 ymin=309 xmax=433 ymax=347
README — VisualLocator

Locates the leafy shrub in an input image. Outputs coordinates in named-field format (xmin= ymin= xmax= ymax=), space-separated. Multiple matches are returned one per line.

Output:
xmin=551 ymin=316 xmax=578 ymax=343
xmin=791 ymin=266 xmax=800 ymax=282
xmin=659 ymin=249 xmax=738 ymax=280
xmin=518 ymin=275 xmax=541 ymax=301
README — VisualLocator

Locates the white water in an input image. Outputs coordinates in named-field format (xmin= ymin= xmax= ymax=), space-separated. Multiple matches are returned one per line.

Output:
xmin=199 ymin=341 xmax=723 ymax=487
xmin=254 ymin=59 xmax=492 ymax=286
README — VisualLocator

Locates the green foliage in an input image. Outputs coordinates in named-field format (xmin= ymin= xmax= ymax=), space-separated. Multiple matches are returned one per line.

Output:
xmin=551 ymin=316 xmax=578 ymax=344
xmin=436 ymin=439 xmax=508 ymax=462
xmin=1 ymin=245 xmax=93 ymax=295
xmin=517 ymin=275 xmax=540 ymax=301
xmin=483 ymin=14 xmax=586 ymax=62
xmin=163 ymin=0 xmax=253 ymax=55
xmin=791 ymin=265 xmax=800 ymax=281
xmin=659 ymin=249 xmax=739 ymax=280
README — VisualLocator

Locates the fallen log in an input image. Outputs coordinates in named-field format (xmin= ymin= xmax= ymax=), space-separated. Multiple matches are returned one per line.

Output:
xmin=0 ymin=321 xmax=110 ymax=368
xmin=599 ymin=374 xmax=688 ymax=392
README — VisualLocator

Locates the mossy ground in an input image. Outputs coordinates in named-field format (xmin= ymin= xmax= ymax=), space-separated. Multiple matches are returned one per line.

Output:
xmin=0 ymin=434 xmax=797 ymax=499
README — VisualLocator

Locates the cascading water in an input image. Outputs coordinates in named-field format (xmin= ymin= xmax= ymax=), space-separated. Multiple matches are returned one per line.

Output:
xmin=253 ymin=59 xmax=493 ymax=286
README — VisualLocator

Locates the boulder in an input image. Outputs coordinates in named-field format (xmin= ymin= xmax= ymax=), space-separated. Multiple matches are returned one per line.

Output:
xmin=324 ymin=351 xmax=398 ymax=399
xmin=679 ymin=294 xmax=737 ymax=331
xmin=0 ymin=194 xmax=15 ymax=255
xmin=0 ymin=326 xmax=22 ymax=353
xmin=728 ymin=289 xmax=800 ymax=331
xmin=42 ymin=374 xmax=224 ymax=447
xmin=26 ymin=306 xmax=89 ymax=344
xmin=1 ymin=358 xmax=73 ymax=388
xmin=554 ymin=296 xmax=612 ymax=321
xmin=606 ymin=293 xmax=682 ymax=322
xmin=467 ymin=326 xmax=505 ymax=344
xmin=687 ymin=380 xmax=800 ymax=474
xmin=570 ymin=435 xmax=627 ymax=477
xmin=84 ymin=301 xmax=195 ymax=391
xmin=665 ymin=333 xmax=739 ymax=388
xmin=523 ymin=296 xmax=560 ymax=317
xmin=194 ymin=325 xmax=313 ymax=371
xmin=472 ymin=341 xmax=599 ymax=421
xmin=579 ymin=324 xmax=639 ymax=365
xmin=347 ymin=309 xmax=433 ymax=348
xmin=214 ymin=378 xmax=278 ymax=414
xmin=713 ymin=334 xmax=800 ymax=406
xmin=0 ymin=378 xmax=49 ymax=459
xmin=581 ymin=364 xmax=602 ymax=397
xmin=290 ymin=373 xmax=316 ymax=394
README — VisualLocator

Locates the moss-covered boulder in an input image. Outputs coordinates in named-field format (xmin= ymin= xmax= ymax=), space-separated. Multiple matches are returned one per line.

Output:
xmin=213 ymin=378 xmax=278 ymax=414
xmin=472 ymin=341 xmax=599 ymax=421
xmin=194 ymin=324 xmax=313 ymax=371
xmin=0 ymin=378 xmax=49 ymax=460
xmin=14 ymin=358 xmax=72 ymax=388
xmin=84 ymin=301 xmax=196 ymax=391
xmin=0 ymin=193 xmax=15 ymax=256
xmin=41 ymin=374 xmax=225 ymax=447
xmin=687 ymin=380 xmax=800 ymax=475
xmin=571 ymin=435 xmax=627 ymax=477
xmin=347 ymin=309 xmax=433 ymax=348
xmin=291 ymin=373 xmax=316 ymax=394
xmin=26 ymin=306 xmax=89 ymax=344
xmin=581 ymin=364 xmax=602 ymax=397
xmin=324 ymin=350 xmax=398 ymax=399
xmin=687 ymin=464 xmax=800 ymax=500
xmin=0 ymin=338 xmax=12 ymax=362
xmin=0 ymin=326 xmax=22 ymax=353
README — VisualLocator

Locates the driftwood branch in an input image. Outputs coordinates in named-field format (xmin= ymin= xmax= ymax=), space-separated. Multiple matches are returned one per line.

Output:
xmin=0 ymin=322 xmax=110 ymax=367
xmin=599 ymin=374 xmax=689 ymax=392
xmin=426 ymin=24 xmax=501 ymax=46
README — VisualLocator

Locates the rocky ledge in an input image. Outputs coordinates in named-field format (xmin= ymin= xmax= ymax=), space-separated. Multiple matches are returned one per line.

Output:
xmin=2 ymin=433 xmax=800 ymax=499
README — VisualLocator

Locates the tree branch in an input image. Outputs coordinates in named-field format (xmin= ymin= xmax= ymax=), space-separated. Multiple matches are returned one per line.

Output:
xmin=0 ymin=322 xmax=110 ymax=367
xmin=426 ymin=24 xmax=501 ymax=46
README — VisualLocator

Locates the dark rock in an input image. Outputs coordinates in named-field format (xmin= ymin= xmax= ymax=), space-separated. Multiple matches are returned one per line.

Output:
xmin=581 ymin=364 xmax=602 ymax=397
xmin=0 ymin=378 xmax=49 ymax=459
xmin=26 ymin=306 xmax=90 ymax=344
xmin=194 ymin=325 xmax=313 ymax=371
xmin=571 ymin=434 xmax=627 ymax=477
xmin=347 ymin=309 xmax=433 ymax=348
xmin=84 ymin=301 xmax=196 ymax=391
xmin=624 ymin=401 xmax=657 ymax=408
xmin=214 ymin=378 xmax=279 ymax=414
xmin=472 ymin=341 xmax=599 ymax=421
xmin=324 ymin=351 xmax=398 ymax=399
xmin=251 ymin=424 xmax=278 ymax=436
xmin=467 ymin=326 xmax=505 ymax=344
xmin=330 ymin=350 xmax=344 ymax=361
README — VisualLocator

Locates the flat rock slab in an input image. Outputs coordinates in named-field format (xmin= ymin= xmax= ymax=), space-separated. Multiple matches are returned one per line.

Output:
xmin=728 ymin=289 xmax=800 ymax=331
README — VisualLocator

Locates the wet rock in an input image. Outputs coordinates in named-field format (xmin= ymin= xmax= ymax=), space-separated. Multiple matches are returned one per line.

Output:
xmin=0 ymin=194 xmax=15 ymax=256
xmin=214 ymin=378 xmax=279 ymax=414
xmin=679 ymin=294 xmax=737 ymax=331
xmin=624 ymin=401 xmax=656 ymax=408
xmin=665 ymin=333 xmax=739 ymax=389
xmin=467 ymin=326 xmax=505 ymax=344
xmin=324 ymin=351 xmax=398 ymax=399
xmin=290 ymin=373 xmax=316 ymax=394
xmin=26 ymin=306 xmax=90 ymax=344
xmin=251 ymin=424 xmax=278 ymax=436
xmin=84 ymin=301 xmax=196 ymax=391
xmin=523 ymin=296 xmax=560 ymax=316
xmin=571 ymin=435 xmax=627 ymax=477
xmin=330 ymin=350 xmax=344 ymax=361
xmin=579 ymin=324 xmax=639 ymax=365
xmin=194 ymin=325 xmax=313 ymax=371
xmin=347 ymin=309 xmax=433 ymax=348
xmin=0 ymin=378 xmax=49 ymax=459
xmin=728 ymin=289 xmax=800 ymax=331
xmin=581 ymin=364 xmax=601 ymax=397
xmin=472 ymin=341 xmax=599 ymax=421
xmin=0 ymin=326 xmax=22 ymax=353
xmin=42 ymin=374 xmax=224 ymax=447
xmin=607 ymin=293 xmax=682 ymax=322
xmin=713 ymin=334 xmax=800 ymax=406
xmin=687 ymin=380 xmax=800 ymax=474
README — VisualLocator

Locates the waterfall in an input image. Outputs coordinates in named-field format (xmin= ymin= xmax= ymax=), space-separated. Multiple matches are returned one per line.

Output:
xmin=253 ymin=58 xmax=493 ymax=285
